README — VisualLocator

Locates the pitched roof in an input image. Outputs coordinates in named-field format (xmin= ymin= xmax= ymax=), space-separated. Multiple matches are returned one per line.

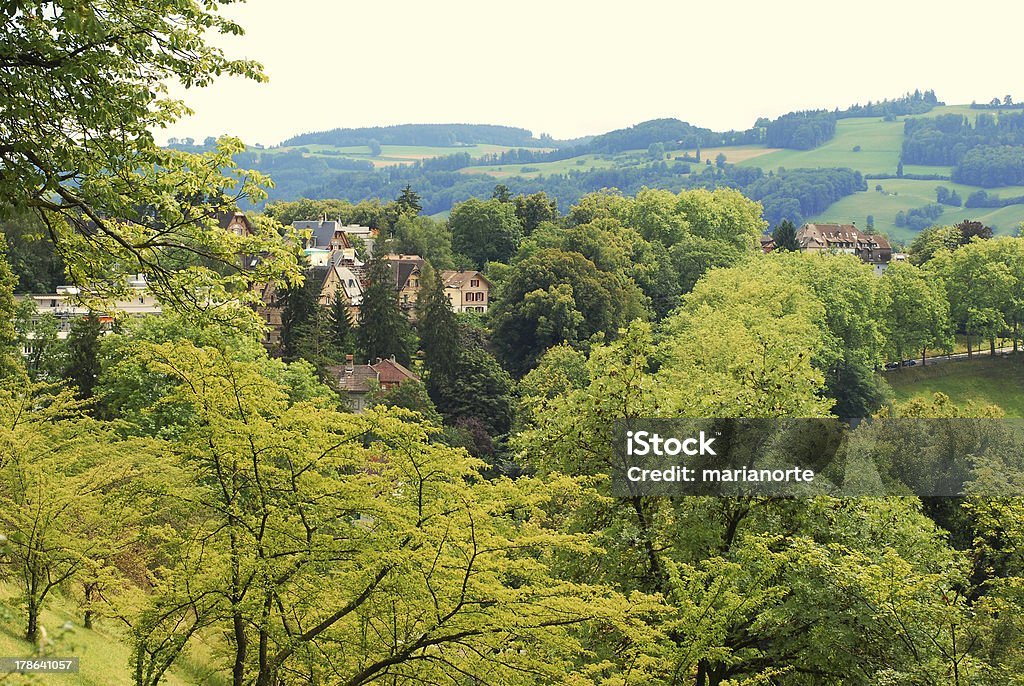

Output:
xmin=439 ymin=270 xmax=491 ymax=289
xmin=371 ymin=358 xmax=418 ymax=385
xmin=798 ymin=223 xmax=891 ymax=250
xmin=329 ymin=357 xmax=419 ymax=394
xmin=292 ymin=220 xmax=359 ymax=250
xmin=384 ymin=254 xmax=424 ymax=290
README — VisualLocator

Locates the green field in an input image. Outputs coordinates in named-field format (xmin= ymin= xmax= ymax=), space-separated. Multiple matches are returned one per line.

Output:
xmin=886 ymin=355 xmax=1024 ymax=417
xmin=809 ymin=178 xmax=1024 ymax=242
xmin=461 ymin=152 xmax=620 ymax=178
xmin=736 ymin=117 xmax=905 ymax=175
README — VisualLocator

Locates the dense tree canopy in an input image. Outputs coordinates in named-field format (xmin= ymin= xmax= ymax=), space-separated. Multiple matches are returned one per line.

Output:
xmin=0 ymin=0 xmax=299 ymax=311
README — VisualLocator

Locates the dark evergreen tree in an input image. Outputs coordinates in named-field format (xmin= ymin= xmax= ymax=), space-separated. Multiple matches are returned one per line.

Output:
xmin=63 ymin=313 xmax=102 ymax=400
xmin=415 ymin=263 xmax=459 ymax=378
xmin=771 ymin=219 xmax=800 ymax=252
xmin=278 ymin=267 xmax=320 ymax=361
xmin=355 ymin=251 xmax=416 ymax=365
xmin=327 ymin=289 xmax=354 ymax=356
xmin=395 ymin=184 xmax=422 ymax=216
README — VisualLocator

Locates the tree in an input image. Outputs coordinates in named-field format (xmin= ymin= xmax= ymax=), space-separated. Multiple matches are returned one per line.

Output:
xmin=390 ymin=214 xmax=454 ymax=270
xmin=771 ymin=219 xmax=800 ymax=251
xmin=394 ymin=184 xmax=422 ymax=216
xmin=123 ymin=341 xmax=610 ymax=686
xmin=415 ymin=263 xmax=459 ymax=379
xmin=0 ymin=0 xmax=299 ymax=312
xmin=491 ymin=248 xmax=646 ymax=375
xmin=367 ymin=138 xmax=382 ymax=156
xmin=0 ymin=382 xmax=150 ymax=643
xmin=491 ymin=183 xmax=512 ymax=203
xmin=13 ymin=300 xmax=64 ymax=382
xmin=897 ymin=159 xmax=904 ymax=177
xmin=449 ymin=198 xmax=523 ymax=268
xmin=878 ymin=261 xmax=952 ymax=365
xmin=515 ymin=321 xmax=965 ymax=684
xmin=0 ymin=236 xmax=22 ymax=380
xmin=715 ymin=152 xmax=727 ymax=168
xmin=513 ymin=191 xmax=559 ymax=235
xmin=277 ymin=267 xmax=320 ymax=361
xmin=327 ymin=289 xmax=354 ymax=357
xmin=64 ymin=313 xmax=103 ymax=401
xmin=956 ymin=219 xmax=993 ymax=242
xmin=355 ymin=251 xmax=416 ymax=365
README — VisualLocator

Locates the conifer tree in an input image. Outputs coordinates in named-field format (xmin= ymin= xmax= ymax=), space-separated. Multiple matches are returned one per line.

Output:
xmin=415 ymin=263 xmax=459 ymax=378
xmin=63 ymin=314 xmax=102 ymax=400
xmin=328 ymin=289 xmax=354 ymax=356
xmin=278 ymin=267 xmax=320 ymax=361
xmin=772 ymin=219 xmax=800 ymax=252
xmin=355 ymin=251 xmax=416 ymax=364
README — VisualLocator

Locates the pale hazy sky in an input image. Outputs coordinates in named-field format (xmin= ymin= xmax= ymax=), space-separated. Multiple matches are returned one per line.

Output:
xmin=161 ymin=0 xmax=1023 ymax=146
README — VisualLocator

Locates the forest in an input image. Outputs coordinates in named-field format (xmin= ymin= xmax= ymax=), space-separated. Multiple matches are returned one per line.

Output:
xmin=4 ymin=1 xmax=1024 ymax=685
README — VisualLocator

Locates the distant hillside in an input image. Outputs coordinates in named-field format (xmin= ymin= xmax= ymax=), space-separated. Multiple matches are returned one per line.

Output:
xmin=191 ymin=89 xmax=1024 ymax=241
xmin=280 ymin=123 xmax=549 ymax=148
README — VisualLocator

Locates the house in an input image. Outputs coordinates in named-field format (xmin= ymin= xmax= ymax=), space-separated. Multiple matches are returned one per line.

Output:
xmin=331 ymin=355 xmax=420 ymax=412
xmin=384 ymin=254 xmax=424 ymax=312
xmin=15 ymin=276 xmax=162 ymax=353
xmin=440 ymin=270 xmax=491 ymax=313
xmin=217 ymin=210 xmax=254 ymax=237
xmin=759 ymin=233 xmax=776 ymax=254
xmin=797 ymin=223 xmax=892 ymax=271
xmin=255 ymin=261 xmax=364 ymax=350
xmin=292 ymin=220 xmax=375 ymax=256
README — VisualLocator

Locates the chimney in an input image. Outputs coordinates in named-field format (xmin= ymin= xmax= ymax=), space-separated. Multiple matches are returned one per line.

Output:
xmin=345 ymin=354 xmax=354 ymax=375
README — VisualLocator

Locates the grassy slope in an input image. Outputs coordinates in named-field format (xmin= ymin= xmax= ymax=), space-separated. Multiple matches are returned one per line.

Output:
xmin=0 ymin=583 xmax=223 ymax=686
xmin=886 ymin=355 xmax=1024 ymax=417
xmin=732 ymin=106 xmax=1024 ymax=240
xmin=736 ymin=117 xmax=905 ymax=175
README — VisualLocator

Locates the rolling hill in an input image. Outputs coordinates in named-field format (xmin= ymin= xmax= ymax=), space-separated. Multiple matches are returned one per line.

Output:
xmin=196 ymin=98 xmax=1024 ymax=241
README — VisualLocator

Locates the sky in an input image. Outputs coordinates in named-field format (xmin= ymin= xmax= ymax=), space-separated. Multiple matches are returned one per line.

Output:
xmin=161 ymin=0 xmax=1024 ymax=146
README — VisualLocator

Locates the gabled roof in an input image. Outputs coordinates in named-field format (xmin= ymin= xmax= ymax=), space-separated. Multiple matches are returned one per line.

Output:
xmin=439 ymin=270 xmax=491 ymax=289
xmin=329 ymin=357 xmax=419 ymax=394
xmin=384 ymin=254 xmax=424 ymax=290
xmin=798 ymin=223 xmax=891 ymax=251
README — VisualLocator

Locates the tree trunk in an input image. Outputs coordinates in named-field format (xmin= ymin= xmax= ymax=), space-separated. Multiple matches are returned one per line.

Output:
xmin=967 ymin=336 xmax=972 ymax=358
xmin=84 ymin=581 xmax=96 ymax=629
xmin=922 ymin=347 xmax=927 ymax=367
xmin=991 ymin=337 xmax=996 ymax=356
xmin=26 ymin=598 xmax=39 ymax=644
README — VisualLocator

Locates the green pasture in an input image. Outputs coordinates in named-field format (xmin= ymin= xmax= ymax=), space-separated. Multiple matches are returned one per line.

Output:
xmin=461 ymin=153 xmax=620 ymax=178
xmin=736 ymin=117 xmax=905 ymax=175
xmin=808 ymin=178 xmax=1024 ymax=242
xmin=885 ymin=355 xmax=1024 ymax=417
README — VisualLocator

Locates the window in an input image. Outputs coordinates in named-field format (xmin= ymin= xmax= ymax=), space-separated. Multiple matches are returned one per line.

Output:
xmin=470 ymin=279 xmax=479 ymax=287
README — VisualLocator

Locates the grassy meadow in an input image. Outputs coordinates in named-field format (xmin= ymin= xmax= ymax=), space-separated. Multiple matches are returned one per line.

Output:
xmin=886 ymin=355 xmax=1024 ymax=417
